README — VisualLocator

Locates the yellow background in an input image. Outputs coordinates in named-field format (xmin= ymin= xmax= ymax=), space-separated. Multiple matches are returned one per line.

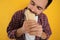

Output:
xmin=0 ymin=0 xmax=60 ymax=40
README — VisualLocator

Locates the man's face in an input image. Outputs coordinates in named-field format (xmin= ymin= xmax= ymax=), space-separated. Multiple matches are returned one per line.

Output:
xmin=27 ymin=0 xmax=48 ymax=15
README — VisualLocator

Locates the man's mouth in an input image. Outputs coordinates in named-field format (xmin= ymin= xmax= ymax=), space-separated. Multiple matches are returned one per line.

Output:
xmin=27 ymin=8 xmax=37 ymax=16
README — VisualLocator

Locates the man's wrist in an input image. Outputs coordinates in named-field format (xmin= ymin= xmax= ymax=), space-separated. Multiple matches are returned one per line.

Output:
xmin=41 ymin=32 xmax=47 ymax=39
xmin=16 ymin=27 xmax=24 ymax=37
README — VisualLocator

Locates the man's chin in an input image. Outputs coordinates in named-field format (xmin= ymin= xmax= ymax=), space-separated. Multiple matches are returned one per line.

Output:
xmin=30 ymin=12 xmax=38 ymax=16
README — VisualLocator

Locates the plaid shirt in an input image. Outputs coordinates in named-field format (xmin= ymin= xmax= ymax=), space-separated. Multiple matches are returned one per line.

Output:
xmin=7 ymin=8 xmax=52 ymax=40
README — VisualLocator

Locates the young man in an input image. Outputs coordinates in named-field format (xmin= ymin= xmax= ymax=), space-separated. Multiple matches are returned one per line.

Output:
xmin=7 ymin=0 xmax=52 ymax=40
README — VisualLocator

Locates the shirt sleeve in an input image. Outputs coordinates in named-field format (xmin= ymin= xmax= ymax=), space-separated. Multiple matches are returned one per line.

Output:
xmin=40 ymin=13 xmax=52 ymax=40
xmin=7 ymin=10 xmax=24 ymax=39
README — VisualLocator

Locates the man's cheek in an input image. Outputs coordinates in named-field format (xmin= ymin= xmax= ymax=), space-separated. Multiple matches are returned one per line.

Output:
xmin=29 ymin=5 xmax=34 ymax=9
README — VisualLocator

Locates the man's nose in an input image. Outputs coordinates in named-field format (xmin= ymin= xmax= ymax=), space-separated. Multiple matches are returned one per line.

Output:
xmin=32 ymin=6 xmax=37 ymax=12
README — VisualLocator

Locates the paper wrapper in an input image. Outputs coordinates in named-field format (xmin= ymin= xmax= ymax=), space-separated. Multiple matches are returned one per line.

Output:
xmin=25 ymin=9 xmax=36 ymax=40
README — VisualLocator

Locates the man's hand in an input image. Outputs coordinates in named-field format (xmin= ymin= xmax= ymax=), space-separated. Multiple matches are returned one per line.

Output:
xmin=22 ymin=20 xmax=43 ymax=37
xmin=17 ymin=20 xmax=47 ymax=39
xmin=29 ymin=23 xmax=43 ymax=37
